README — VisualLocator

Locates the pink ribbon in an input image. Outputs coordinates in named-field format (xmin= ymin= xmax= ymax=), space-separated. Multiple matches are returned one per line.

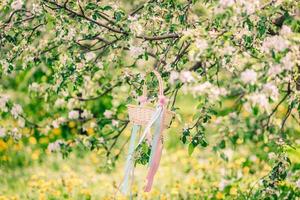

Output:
xmin=144 ymin=139 xmax=163 ymax=192
xmin=144 ymin=96 xmax=168 ymax=192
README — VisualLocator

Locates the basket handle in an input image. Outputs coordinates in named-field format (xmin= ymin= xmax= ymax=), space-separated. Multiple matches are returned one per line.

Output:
xmin=142 ymin=70 xmax=164 ymax=97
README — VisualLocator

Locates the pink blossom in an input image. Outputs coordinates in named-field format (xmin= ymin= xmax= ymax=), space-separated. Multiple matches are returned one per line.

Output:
xmin=281 ymin=53 xmax=294 ymax=71
xmin=169 ymin=71 xmax=179 ymax=85
xmin=268 ymin=64 xmax=282 ymax=77
xmin=68 ymin=110 xmax=79 ymax=119
xmin=158 ymin=95 xmax=168 ymax=106
xmin=241 ymin=69 xmax=257 ymax=85
xmin=280 ymin=25 xmax=292 ymax=36
xmin=262 ymin=36 xmax=289 ymax=53
xmin=112 ymin=120 xmax=119 ymax=127
xmin=263 ymin=83 xmax=279 ymax=101
xmin=138 ymin=95 xmax=148 ymax=105
xmin=180 ymin=71 xmax=194 ymax=83
xmin=104 ymin=110 xmax=113 ymax=118
xmin=220 ymin=0 xmax=235 ymax=7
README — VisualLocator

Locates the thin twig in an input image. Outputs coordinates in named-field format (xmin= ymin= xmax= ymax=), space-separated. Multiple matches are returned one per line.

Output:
xmin=76 ymin=81 xmax=122 ymax=101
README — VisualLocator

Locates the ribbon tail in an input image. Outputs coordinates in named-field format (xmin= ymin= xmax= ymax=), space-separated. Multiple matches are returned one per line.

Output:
xmin=144 ymin=141 xmax=163 ymax=192
xmin=136 ymin=106 xmax=162 ymax=147
xmin=144 ymin=108 xmax=164 ymax=192
xmin=120 ymin=124 xmax=140 ymax=194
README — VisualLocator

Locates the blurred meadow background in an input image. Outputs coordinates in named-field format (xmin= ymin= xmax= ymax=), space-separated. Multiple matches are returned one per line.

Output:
xmin=1 ymin=93 xmax=300 ymax=199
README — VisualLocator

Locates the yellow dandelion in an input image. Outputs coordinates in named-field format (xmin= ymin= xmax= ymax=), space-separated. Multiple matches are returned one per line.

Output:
xmin=243 ymin=166 xmax=250 ymax=175
xmin=236 ymin=138 xmax=243 ymax=144
xmin=1 ymin=155 xmax=8 ymax=161
xmin=80 ymin=188 xmax=91 ymax=196
xmin=216 ymin=191 xmax=224 ymax=199
xmin=229 ymin=187 xmax=238 ymax=196
xmin=31 ymin=150 xmax=40 ymax=160
xmin=86 ymin=127 xmax=95 ymax=135
xmin=29 ymin=137 xmax=37 ymax=145
xmin=38 ymin=193 xmax=46 ymax=200
xmin=263 ymin=146 xmax=269 ymax=152
xmin=39 ymin=137 xmax=49 ymax=144
xmin=68 ymin=121 xmax=76 ymax=128
xmin=52 ymin=128 xmax=62 ymax=136
xmin=0 ymin=140 xmax=8 ymax=151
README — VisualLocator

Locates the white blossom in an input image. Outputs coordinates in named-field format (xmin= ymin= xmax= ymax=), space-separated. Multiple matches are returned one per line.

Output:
xmin=129 ymin=46 xmax=144 ymax=58
xmin=10 ymin=128 xmax=22 ymax=140
xmin=219 ymin=179 xmax=230 ymax=190
xmin=29 ymin=82 xmax=40 ymax=92
xmin=11 ymin=104 xmax=23 ymax=118
xmin=280 ymin=25 xmax=292 ymax=36
xmin=268 ymin=64 xmax=282 ymax=77
xmin=241 ymin=69 xmax=257 ymax=85
xmin=248 ymin=93 xmax=269 ymax=112
xmin=96 ymin=61 xmax=104 ymax=69
xmin=18 ymin=118 xmax=25 ymax=128
xmin=67 ymin=98 xmax=78 ymax=109
xmin=112 ymin=119 xmax=119 ymax=127
xmin=220 ymin=45 xmax=235 ymax=56
xmin=54 ymin=98 xmax=66 ymax=108
xmin=11 ymin=0 xmax=23 ymax=10
xmin=0 ymin=96 xmax=9 ymax=112
xmin=66 ymin=28 xmax=76 ymax=40
xmin=32 ymin=3 xmax=42 ymax=14
xmin=52 ymin=117 xmax=65 ymax=128
xmin=220 ymin=0 xmax=235 ymax=7
xmin=193 ymin=82 xmax=212 ymax=93
xmin=85 ymin=52 xmax=96 ymax=61
xmin=296 ymin=179 xmax=300 ymax=189
xmin=68 ymin=110 xmax=79 ymax=119
xmin=169 ymin=71 xmax=179 ymax=84
xmin=81 ymin=109 xmax=92 ymax=119
xmin=48 ymin=140 xmax=64 ymax=152
xmin=128 ymin=15 xmax=138 ymax=21
xmin=129 ymin=21 xmax=143 ymax=36
xmin=59 ymin=54 xmax=69 ymax=65
xmin=0 ymin=60 xmax=9 ymax=74
xmin=0 ymin=127 xmax=6 ymax=138
xmin=180 ymin=71 xmax=194 ymax=83
xmin=195 ymin=39 xmax=208 ymax=52
xmin=263 ymin=83 xmax=279 ymax=101
xmin=262 ymin=36 xmax=289 ymax=53
xmin=268 ymin=152 xmax=276 ymax=160
xmin=223 ymin=148 xmax=234 ymax=160
xmin=193 ymin=82 xmax=227 ymax=101
xmin=242 ymin=0 xmax=260 ymax=14
xmin=281 ymin=53 xmax=294 ymax=71
xmin=77 ymin=61 xmax=85 ymax=69
xmin=104 ymin=110 xmax=113 ymax=118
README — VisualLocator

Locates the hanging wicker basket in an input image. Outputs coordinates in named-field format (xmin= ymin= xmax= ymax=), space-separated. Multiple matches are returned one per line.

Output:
xmin=127 ymin=70 xmax=174 ymax=127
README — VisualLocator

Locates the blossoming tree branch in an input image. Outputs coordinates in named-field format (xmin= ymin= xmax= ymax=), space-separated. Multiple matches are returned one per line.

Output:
xmin=0 ymin=0 xmax=300 ymax=196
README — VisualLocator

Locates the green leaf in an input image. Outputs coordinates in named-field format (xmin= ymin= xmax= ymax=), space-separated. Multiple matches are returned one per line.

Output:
xmin=200 ymin=138 xmax=208 ymax=147
xmin=114 ymin=10 xmax=124 ymax=22
xmin=102 ymin=5 xmax=112 ymax=11
xmin=188 ymin=143 xmax=195 ymax=156
xmin=219 ymin=140 xmax=226 ymax=149
xmin=220 ymin=152 xmax=228 ymax=162
xmin=252 ymin=106 xmax=259 ymax=116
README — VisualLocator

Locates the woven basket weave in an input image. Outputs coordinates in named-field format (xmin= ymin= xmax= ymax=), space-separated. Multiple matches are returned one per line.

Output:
xmin=127 ymin=70 xmax=174 ymax=128
xmin=127 ymin=104 xmax=174 ymax=127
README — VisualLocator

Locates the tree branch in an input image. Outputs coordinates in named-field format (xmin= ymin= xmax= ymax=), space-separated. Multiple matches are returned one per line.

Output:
xmin=76 ymin=81 xmax=122 ymax=101
xmin=43 ymin=0 xmax=125 ymax=34
xmin=136 ymin=33 xmax=180 ymax=41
